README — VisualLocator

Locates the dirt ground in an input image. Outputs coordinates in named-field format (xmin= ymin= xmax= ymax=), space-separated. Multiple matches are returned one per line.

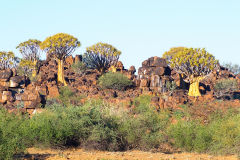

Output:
xmin=18 ymin=148 xmax=238 ymax=160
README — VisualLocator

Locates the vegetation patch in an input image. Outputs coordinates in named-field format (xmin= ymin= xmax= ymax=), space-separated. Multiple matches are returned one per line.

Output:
xmin=98 ymin=72 xmax=132 ymax=90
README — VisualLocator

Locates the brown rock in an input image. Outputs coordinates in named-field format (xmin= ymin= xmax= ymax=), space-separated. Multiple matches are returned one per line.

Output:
xmin=2 ymin=91 xmax=14 ymax=102
xmin=142 ymin=60 xmax=149 ymax=67
xmin=74 ymin=55 xmax=82 ymax=63
xmin=116 ymin=61 xmax=124 ymax=70
xmin=151 ymin=57 xmax=167 ymax=67
xmin=154 ymin=67 xmax=165 ymax=76
xmin=0 ymin=69 xmax=13 ymax=82
xmin=128 ymin=66 xmax=136 ymax=74
xmin=140 ymin=79 xmax=150 ymax=87
xmin=65 ymin=56 xmax=74 ymax=66
xmin=47 ymin=85 xmax=59 ymax=98
xmin=151 ymin=96 xmax=159 ymax=103
xmin=9 ymin=76 xmax=23 ymax=88
xmin=0 ymin=81 xmax=10 ymax=87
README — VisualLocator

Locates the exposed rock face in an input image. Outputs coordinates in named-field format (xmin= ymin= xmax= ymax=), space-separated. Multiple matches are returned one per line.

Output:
xmin=137 ymin=56 xmax=173 ymax=94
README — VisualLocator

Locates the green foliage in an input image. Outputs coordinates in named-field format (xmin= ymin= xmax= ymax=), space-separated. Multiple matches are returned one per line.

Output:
xmin=170 ymin=48 xmax=219 ymax=78
xmin=71 ymin=61 xmax=87 ymax=74
xmin=2 ymin=96 xmax=240 ymax=159
xmin=166 ymin=81 xmax=177 ymax=95
xmin=98 ymin=72 xmax=132 ymax=90
xmin=0 ymin=109 xmax=30 ymax=159
xmin=83 ymin=42 xmax=121 ymax=73
xmin=58 ymin=86 xmax=83 ymax=107
xmin=168 ymin=120 xmax=212 ymax=152
xmin=213 ymin=78 xmax=239 ymax=99
xmin=169 ymin=110 xmax=240 ymax=155
xmin=222 ymin=62 xmax=240 ymax=75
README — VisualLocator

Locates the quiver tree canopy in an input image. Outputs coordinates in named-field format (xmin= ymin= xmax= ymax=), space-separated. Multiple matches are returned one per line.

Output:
xmin=0 ymin=51 xmax=17 ymax=70
xmin=40 ymin=33 xmax=81 ymax=85
xmin=40 ymin=33 xmax=80 ymax=60
xmin=169 ymin=48 xmax=219 ymax=97
xmin=16 ymin=39 xmax=42 ymax=77
xmin=83 ymin=42 xmax=121 ymax=73
xmin=162 ymin=47 xmax=186 ymax=63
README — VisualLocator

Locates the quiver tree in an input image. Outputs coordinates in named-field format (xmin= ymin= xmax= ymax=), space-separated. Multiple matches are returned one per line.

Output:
xmin=162 ymin=47 xmax=186 ymax=63
xmin=169 ymin=48 xmax=219 ymax=97
xmin=40 ymin=33 xmax=80 ymax=85
xmin=83 ymin=42 xmax=121 ymax=74
xmin=16 ymin=39 xmax=41 ymax=77
xmin=0 ymin=51 xmax=17 ymax=70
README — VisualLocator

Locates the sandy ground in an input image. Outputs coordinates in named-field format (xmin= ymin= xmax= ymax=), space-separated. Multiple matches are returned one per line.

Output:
xmin=17 ymin=148 xmax=238 ymax=160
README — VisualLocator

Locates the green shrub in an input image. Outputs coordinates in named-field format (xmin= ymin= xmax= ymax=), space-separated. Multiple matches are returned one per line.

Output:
xmin=58 ymin=86 xmax=84 ymax=107
xmin=0 ymin=109 xmax=30 ymax=159
xmin=98 ymin=72 xmax=132 ymax=90
xmin=213 ymin=78 xmax=239 ymax=99
xmin=71 ymin=61 xmax=87 ymax=74
xmin=168 ymin=120 xmax=212 ymax=152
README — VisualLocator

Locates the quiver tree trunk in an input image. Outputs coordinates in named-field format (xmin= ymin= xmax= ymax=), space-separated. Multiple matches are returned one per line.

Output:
xmin=57 ymin=59 xmax=67 ymax=86
xmin=32 ymin=59 xmax=37 ymax=77
xmin=188 ymin=76 xmax=205 ymax=97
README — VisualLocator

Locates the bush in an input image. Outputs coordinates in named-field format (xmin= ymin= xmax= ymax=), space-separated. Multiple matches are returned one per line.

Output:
xmin=213 ymin=78 xmax=239 ymax=99
xmin=58 ymin=86 xmax=84 ymax=107
xmin=98 ymin=72 xmax=132 ymax=90
xmin=71 ymin=61 xmax=87 ymax=75
xmin=168 ymin=120 xmax=212 ymax=152
xmin=0 ymin=109 xmax=30 ymax=159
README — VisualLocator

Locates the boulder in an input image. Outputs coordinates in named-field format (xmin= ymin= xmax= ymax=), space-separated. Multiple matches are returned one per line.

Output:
xmin=154 ymin=67 xmax=165 ymax=76
xmin=142 ymin=60 xmax=149 ymax=67
xmin=47 ymin=85 xmax=59 ymax=98
xmin=65 ymin=56 xmax=74 ymax=66
xmin=74 ymin=55 xmax=82 ymax=63
xmin=0 ymin=69 xmax=12 ymax=82
xmin=140 ymin=79 xmax=150 ymax=87
xmin=128 ymin=66 xmax=136 ymax=74
xmin=2 ymin=91 xmax=14 ymax=103
xmin=9 ymin=76 xmax=23 ymax=88
xmin=151 ymin=57 xmax=167 ymax=67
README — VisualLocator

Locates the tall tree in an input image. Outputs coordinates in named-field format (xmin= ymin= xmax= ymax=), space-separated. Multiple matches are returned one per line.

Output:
xmin=16 ymin=39 xmax=42 ymax=77
xmin=83 ymin=42 xmax=121 ymax=73
xmin=169 ymin=48 xmax=219 ymax=97
xmin=40 ymin=33 xmax=80 ymax=85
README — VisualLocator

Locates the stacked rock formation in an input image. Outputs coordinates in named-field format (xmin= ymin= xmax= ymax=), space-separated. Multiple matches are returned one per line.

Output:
xmin=0 ymin=69 xmax=42 ymax=114
xmin=137 ymin=56 xmax=172 ymax=93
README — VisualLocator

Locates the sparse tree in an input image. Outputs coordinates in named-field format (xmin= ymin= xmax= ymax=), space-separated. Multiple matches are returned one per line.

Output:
xmin=16 ymin=39 xmax=42 ymax=77
xmin=0 ymin=51 xmax=17 ymax=70
xmin=40 ymin=33 xmax=80 ymax=85
xmin=83 ymin=42 xmax=121 ymax=74
xmin=169 ymin=48 xmax=219 ymax=97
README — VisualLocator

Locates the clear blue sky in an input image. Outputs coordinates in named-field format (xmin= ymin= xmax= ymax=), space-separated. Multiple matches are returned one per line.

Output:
xmin=0 ymin=0 xmax=239 ymax=69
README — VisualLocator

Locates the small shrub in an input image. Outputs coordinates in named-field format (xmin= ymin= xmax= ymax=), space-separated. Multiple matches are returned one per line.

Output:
xmin=98 ymin=72 xmax=132 ymax=91
xmin=166 ymin=81 xmax=177 ymax=96
xmin=58 ymin=86 xmax=84 ymax=107
xmin=71 ymin=61 xmax=87 ymax=74
xmin=214 ymin=78 xmax=239 ymax=99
